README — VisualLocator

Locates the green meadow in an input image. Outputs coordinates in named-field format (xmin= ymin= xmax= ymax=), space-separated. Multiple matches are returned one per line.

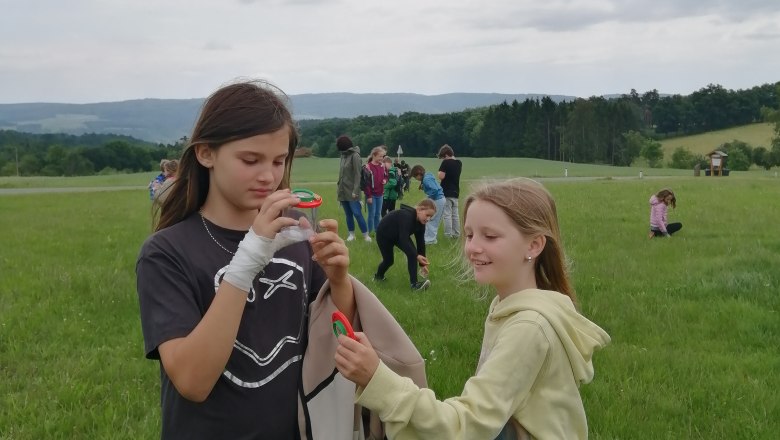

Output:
xmin=659 ymin=122 xmax=775 ymax=157
xmin=1 ymin=158 xmax=779 ymax=439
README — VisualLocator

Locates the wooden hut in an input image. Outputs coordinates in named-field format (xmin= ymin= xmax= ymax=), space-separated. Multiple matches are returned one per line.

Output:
xmin=706 ymin=150 xmax=729 ymax=176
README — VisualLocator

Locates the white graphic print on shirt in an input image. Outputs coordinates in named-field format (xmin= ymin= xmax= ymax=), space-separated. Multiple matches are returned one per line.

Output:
xmin=212 ymin=257 xmax=309 ymax=389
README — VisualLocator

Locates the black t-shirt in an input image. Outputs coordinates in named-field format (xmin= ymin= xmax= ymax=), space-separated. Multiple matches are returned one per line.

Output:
xmin=136 ymin=212 xmax=326 ymax=439
xmin=376 ymin=204 xmax=426 ymax=257
xmin=400 ymin=163 xmax=410 ymax=178
xmin=438 ymin=158 xmax=462 ymax=198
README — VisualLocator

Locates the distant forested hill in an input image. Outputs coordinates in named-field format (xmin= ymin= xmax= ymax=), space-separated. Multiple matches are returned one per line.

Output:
xmin=0 ymin=99 xmax=204 ymax=144
xmin=290 ymin=92 xmax=573 ymax=119
xmin=0 ymin=92 xmax=574 ymax=143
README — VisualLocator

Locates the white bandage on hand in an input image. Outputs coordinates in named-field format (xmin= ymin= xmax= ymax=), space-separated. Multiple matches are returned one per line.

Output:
xmin=223 ymin=227 xmax=313 ymax=292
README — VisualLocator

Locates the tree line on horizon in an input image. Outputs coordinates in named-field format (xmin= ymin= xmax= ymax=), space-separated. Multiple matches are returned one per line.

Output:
xmin=0 ymin=131 xmax=180 ymax=177
xmin=299 ymin=82 xmax=780 ymax=169
xmin=1 ymin=82 xmax=779 ymax=177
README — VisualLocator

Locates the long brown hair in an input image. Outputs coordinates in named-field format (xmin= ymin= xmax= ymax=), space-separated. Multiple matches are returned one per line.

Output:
xmin=655 ymin=188 xmax=676 ymax=208
xmin=155 ymin=80 xmax=298 ymax=231
xmin=462 ymin=178 xmax=577 ymax=305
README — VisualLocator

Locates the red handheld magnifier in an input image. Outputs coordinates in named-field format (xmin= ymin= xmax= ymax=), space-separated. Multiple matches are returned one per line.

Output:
xmin=291 ymin=188 xmax=323 ymax=230
xmin=332 ymin=311 xmax=356 ymax=340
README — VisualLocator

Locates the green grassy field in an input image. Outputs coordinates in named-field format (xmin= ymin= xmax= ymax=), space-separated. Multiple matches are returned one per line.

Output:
xmin=1 ymin=160 xmax=779 ymax=438
xmin=660 ymin=122 xmax=775 ymax=156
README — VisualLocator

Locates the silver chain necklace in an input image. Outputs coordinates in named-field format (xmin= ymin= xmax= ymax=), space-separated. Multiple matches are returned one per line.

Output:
xmin=199 ymin=211 xmax=236 ymax=255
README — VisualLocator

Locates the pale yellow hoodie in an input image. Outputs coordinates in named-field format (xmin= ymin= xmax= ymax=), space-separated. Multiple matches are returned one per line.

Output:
xmin=355 ymin=289 xmax=611 ymax=439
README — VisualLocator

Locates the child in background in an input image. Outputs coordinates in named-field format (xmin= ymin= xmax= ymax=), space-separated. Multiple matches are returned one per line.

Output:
xmin=148 ymin=159 xmax=168 ymax=200
xmin=152 ymin=159 xmax=179 ymax=207
xmin=381 ymin=157 xmax=400 ymax=217
xmin=410 ymin=164 xmax=445 ymax=245
xmin=437 ymin=144 xmax=462 ymax=238
xmin=335 ymin=178 xmax=611 ymax=439
xmin=364 ymin=146 xmax=388 ymax=234
xmin=649 ymin=188 xmax=682 ymax=238
xmin=373 ymin=199 xmax=435 ymax=291
xmin=393 ymin=159 xmax=405 ymax=200
xmin=336 ymin=135 xmax=371 ymax=242
xmin=400 ymin=160 xmax=411 ymax=191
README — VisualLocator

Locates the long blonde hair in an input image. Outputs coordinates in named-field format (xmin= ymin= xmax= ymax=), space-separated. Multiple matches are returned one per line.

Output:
xmin=462 ymin=178 xmax=576 ymax=305
xmin=369 ymin=146 xmax=386 ymax=162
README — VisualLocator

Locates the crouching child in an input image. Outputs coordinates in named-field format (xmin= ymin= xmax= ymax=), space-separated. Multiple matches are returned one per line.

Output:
xmin=373 ymin=199 xmax=436 ymax=291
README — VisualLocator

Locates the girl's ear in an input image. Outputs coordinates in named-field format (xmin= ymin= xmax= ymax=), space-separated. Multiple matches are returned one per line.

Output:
xmin=194 ymin=144 xmax=214 ymax=169
xmin=529 ymin=235 xmax=547 ymax=259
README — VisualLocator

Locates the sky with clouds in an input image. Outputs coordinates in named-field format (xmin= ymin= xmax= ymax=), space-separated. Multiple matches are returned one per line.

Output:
xmin=0 ymin=0 xmax=778 ymax=103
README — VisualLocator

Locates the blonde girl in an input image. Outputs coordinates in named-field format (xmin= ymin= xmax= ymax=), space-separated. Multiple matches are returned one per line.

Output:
xmin=335 ymin=178 xmax=610 ymax=439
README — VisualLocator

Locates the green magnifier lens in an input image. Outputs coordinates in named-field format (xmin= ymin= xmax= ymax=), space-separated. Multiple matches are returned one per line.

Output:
xmin=333 ymin=321 xmax=348 ymax=337
xmin=291 ymin=188 xmax=315 ymax=202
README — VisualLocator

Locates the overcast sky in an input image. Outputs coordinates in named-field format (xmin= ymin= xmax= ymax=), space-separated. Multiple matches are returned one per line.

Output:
xmin=1 ymin=0 xmax=778 ymax=104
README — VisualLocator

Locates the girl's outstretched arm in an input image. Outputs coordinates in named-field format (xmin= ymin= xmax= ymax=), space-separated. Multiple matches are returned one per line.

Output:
xmin=336 ymin=322 xmax=549 ymax=440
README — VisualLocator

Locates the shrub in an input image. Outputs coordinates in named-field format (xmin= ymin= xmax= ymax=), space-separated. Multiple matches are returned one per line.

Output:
xmin=670 ymin=146 xmax=697 ymax=169
xmin=722 ymin=140 xmax=753 ymax=171
xmin=641 ymin=140 xmax=664 ymax=168
xmin=727 ymin=149 xmax=751 ymax=171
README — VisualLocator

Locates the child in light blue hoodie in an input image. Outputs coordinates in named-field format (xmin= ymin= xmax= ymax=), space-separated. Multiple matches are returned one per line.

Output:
xmin=410 ymin=164 xmax=445 ymax=245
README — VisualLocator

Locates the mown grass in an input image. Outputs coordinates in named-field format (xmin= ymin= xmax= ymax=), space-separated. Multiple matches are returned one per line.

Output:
xmin=659 ymin=122 xmax=775 ymax=156
xmin=1 ymin=161 xmax=779 ymax=439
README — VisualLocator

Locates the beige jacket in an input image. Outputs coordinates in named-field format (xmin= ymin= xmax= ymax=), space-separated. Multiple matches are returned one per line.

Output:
xmin=299 ymin=276 xmax=427 ymax=439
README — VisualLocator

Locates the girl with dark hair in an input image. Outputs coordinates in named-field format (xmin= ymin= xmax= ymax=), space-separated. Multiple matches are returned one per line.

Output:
xmin=336 ymin=135 xmax=371 ymax=241
xmin=437 ymin=144 xmax=462 ymax=238
xmin=136 ymin=80 xmax=358 ymax=439
xmin=335 ymin=178 xmax=611 ymax=440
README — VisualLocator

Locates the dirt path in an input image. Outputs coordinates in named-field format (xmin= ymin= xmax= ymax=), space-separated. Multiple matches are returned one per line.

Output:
xmin=0 ymin=186 xmax=146 ymax=195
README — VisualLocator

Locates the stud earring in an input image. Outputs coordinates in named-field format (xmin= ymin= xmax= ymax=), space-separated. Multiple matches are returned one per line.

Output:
xmin=525 ymin=256 xmax=532 ymax=262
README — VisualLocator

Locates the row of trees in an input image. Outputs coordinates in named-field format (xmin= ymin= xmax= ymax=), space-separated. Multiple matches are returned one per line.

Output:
xmin=2 ymin=82 xmax=779 ymax=176
xmin=626 ymin=83 xmax=779 ymax=135
xmin=0 ymin=130 xmax=184 ymax=176
xmin=299 ymin=82 xmax=780 ymax=168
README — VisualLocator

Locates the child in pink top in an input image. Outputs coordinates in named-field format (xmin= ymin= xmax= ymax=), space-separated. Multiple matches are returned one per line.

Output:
xmin=649 ymin=188 xmax=682 ymax=237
